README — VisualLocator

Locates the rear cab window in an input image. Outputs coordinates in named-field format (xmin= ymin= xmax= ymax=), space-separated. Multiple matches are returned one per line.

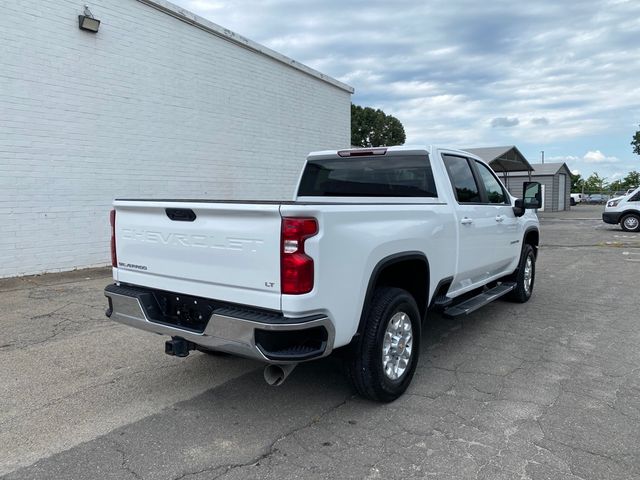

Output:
xmin=298 ymin=154 xmax=437 ymax=197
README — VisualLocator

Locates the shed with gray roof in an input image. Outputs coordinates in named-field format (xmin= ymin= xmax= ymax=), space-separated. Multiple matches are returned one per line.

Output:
xmin=465 ymin=146 xmax=534 ymax=174
xmin=506 ymin=162 xmax=572 ymax=212
xmin=465 ymin=145 xmax=534 ymax=198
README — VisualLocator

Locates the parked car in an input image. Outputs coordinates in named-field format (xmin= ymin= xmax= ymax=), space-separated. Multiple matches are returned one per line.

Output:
xmin=104 ymin=146 xmax=542 ymax=402
xmin=586 ymin=194 xmax=609 ymax=204
xmin=603 ymin=187 xmax=640 ymax=232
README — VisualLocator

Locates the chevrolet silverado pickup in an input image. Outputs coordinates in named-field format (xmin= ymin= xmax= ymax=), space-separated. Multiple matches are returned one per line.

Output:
xmin=105 ymin=146 xmax=542 ymax=402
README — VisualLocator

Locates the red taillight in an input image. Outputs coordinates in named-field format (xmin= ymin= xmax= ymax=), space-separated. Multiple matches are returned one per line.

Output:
xmin=281 ymin=217 xmax=318 ymax=295
xmin=110 ymin=209 xmax=117 ymax=268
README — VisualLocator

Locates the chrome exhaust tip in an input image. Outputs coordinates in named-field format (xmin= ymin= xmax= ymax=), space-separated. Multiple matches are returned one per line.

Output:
xmin=263 ymin=363 xmax=297 ymax=386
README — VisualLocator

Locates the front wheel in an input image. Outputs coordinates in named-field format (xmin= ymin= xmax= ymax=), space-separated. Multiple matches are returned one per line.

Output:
xmin=346 ymin=287 xmax=421 ymax=402
xmin=506 ymin=244 xmax=536 ymax=303
xmin=620 ymin=214 xmax=640 ymax=232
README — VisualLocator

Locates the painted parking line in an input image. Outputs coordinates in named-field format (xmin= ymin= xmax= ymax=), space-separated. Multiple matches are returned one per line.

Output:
xmin=622 ymin=251 xmax=640 ymax=262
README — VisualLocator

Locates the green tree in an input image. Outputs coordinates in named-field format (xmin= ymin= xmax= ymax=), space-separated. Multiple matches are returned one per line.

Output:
xmin=583 ymin=172 xmax=607 ymax=192
xmin=623 ymin=170 xmax=640 ymax=189
xmin=351 ymin=104 xmax=406 ymax=147
xmin=609 ymin=179 xmax=624 ymax=193
xmin=632 ymin=125 xmax=640 ymax=156
xmin=570 ymin=172 xmax=583 ymax=192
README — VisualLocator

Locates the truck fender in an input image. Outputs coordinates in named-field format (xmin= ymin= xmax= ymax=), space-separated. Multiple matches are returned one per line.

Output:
xmin=355 ymin=252 xmax=430 ymax=337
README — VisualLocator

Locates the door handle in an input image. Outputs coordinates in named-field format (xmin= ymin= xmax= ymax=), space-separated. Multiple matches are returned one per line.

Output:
xmin=495 ymin=215 xmax=505 ymax=223
xmin=461 ymin=217 xmax=473 ymax=225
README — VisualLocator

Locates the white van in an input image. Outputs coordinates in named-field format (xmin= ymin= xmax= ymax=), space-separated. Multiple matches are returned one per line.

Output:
xmin=603 ymin=187 xmax=640 ymax=231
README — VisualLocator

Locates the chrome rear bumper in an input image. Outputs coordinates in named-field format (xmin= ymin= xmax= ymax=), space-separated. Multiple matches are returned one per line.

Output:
xmin=104 ymin=284 xmax=334 ymax=364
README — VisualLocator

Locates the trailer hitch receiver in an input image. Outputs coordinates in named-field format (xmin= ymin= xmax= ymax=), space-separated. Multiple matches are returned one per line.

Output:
xmin=165 ymin=337 xmax=195 ymax=357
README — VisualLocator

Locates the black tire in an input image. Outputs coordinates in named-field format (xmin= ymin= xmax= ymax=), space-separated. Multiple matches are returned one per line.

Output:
xmin=346 ymin=287 xmax=421 ymax=402
xmin=620 ymin=213 xmax=640 ymax=232
xmin=506 ymin=244 xmax=536 ymax=303
xmin=570 ymin=197 xmax=576 ymax=206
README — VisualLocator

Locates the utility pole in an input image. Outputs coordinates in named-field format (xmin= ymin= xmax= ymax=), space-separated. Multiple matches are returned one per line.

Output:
xmin=541 ymin=150 xmax=545 ymax=164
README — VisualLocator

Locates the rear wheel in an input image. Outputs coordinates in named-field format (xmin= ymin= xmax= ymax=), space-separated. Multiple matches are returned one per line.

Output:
xmin=506 ymin=244 xmax=536 ymax=303
xmin=620 ymin=214 xmax=640 ymax=232
xmin=346 ymin=287 xmax=421 ymax=402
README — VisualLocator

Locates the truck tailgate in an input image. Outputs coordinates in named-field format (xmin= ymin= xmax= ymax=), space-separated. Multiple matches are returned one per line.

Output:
xmin=113 ymin=200 xmax=282 ymax=311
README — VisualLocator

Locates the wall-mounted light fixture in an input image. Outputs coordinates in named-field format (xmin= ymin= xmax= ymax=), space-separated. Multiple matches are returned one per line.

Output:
xmin=78 ymin=5 xmax=100 ymax=33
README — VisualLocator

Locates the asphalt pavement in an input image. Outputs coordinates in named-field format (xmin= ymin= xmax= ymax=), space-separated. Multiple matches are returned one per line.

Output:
xmin=1 ymin=204 xmax=639 ymax=480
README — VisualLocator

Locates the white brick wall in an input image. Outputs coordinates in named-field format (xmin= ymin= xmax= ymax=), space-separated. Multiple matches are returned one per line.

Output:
xmin=0 ymin=0 xmax=352 ymax=278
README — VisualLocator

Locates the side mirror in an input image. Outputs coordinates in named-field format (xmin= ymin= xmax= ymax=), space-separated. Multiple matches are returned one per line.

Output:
xmin=513 ymin=182 xmax=542 ymax=217
xmin=513 ymin=199 xmax=525 ymax=217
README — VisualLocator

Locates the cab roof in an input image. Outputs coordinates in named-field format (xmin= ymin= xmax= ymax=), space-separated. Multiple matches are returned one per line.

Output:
xmin=307 ymin=145 xmax=477 ymax=161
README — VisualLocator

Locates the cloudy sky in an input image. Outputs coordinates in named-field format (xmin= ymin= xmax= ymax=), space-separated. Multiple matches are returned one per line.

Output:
xmin=176 ymin=0 xmax=640 ymax=181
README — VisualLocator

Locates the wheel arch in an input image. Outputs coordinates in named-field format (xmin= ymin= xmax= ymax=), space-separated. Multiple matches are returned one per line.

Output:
xmin=620 ymin=209 xmax=640 ymax=220
xmin=523 ymin=227 xmax=540 ymax=258
xmin=356 ymin=252 xmax=430 ymax=336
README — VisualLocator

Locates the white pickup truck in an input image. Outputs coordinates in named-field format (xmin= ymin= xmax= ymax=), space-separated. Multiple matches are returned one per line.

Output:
xmin=105 ymin=146 xmax=541 ymax=402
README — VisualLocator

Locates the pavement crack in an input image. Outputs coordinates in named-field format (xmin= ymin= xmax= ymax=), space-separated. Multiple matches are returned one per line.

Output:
xmin=536 ymin=436 xmax=629 ymax=468
xmin=171 ymin=395 xmax=354 ymax=480
xmin=29 ymin=302 xmax=74 ymax=319
xmin=108 ymin=440 xmax=143 ymax=480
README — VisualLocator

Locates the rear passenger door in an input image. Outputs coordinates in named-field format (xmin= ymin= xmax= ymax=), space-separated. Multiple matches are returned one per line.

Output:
xmin=443 ymin=154 xmax=500 ymax=292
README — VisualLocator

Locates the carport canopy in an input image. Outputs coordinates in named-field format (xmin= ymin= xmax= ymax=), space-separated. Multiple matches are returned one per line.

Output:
xmin=464 ymin=146 xmax=534 ymax=175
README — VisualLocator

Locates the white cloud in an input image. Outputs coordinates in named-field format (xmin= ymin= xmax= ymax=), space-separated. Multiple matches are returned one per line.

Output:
xmin=549 ymin=151 xmax=620 ymax=172
xmin=583 ymin=150 xmax=619 ymax=163
xmin=173 ymin=0 xmax=640 ymax=168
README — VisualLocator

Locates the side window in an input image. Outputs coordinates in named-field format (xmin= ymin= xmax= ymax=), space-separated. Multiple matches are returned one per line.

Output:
xmin=443 ymin=155 xmax=480 ymax=203
xmin=475 ymin=161 xmax=507 ymax=204
xmin=630 ymin=191 xmax=640 ymax=202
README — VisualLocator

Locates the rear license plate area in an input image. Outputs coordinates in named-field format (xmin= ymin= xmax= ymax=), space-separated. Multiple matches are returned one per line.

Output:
xmin=149 ymin=291 xmax=216 ymax=333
